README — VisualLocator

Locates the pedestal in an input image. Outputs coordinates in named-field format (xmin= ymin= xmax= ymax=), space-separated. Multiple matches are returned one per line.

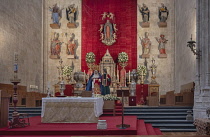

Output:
xmin=50 ymin=24 xmax=60 ymax=29
xmin=158 ymin=54 xmax=167 ymax=58
xmin=142 ymin=54 xmax=150 ymax=58
xmin=148 ymin=84 xmax=159 ymax=106
xmin=67 ymin=55 xmax=75 ymax=59
xmin=158 ymin=22 xmax=167 ymax=27
xmin=50 ymin=55 xmax=60 ymax=59
xmin=67 ymin=23 xmax=77 ymax=28
xmin=140 ymin=22 xmax=150 ymax=28
xmin=120 ymin=68 xmax=126 ymax=87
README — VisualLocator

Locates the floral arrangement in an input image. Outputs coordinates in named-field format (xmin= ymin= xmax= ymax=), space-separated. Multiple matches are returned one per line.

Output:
xmin=62 ymin=65 xmax=73 ymax=76
xmin=86 ymin=52 xmax=95 ymax=63
xmin=95 ymin=94 xmax=120 ymax=101
xmin=118 ymin=52 xmax=128 ymax=63
xmin=137 ymin=65 xmax=147 ymax=76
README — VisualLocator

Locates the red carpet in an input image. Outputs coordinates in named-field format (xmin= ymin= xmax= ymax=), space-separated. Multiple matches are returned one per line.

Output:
xmin=145 ymin=124 xmax=156 ymax=135
xmin=0 ymin=116 xmax=162 ymax=136
xmin=137 ymin=120 xmax=148 ymax=135
xmin=0 ymin=116 xmax=137 ymax=136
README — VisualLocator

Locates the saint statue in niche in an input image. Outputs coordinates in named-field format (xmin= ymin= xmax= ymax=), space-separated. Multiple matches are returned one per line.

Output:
xmin=50 ymin=32 xmax=63 ymax=59
xmin=99 ymin=12 xmax=117 ymax=46
xmin=158 ymin=3 xmax=169 ymax=27
xmin=49 ymin=3 xmax=63 ymax=29
xmin=139 ymin=32 xmax=151 ymax=58
xmin=155 ymin=34 xmax=168 ymax=58
xmin=65 ymin=33 xmax=78 ymax=59
xmin=138 ymin=3 xmax=150 ymax=28
xmin=66 ymin=4 xmax=78 ymax=28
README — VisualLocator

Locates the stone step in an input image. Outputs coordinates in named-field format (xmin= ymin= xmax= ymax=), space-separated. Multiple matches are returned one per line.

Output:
xmin=137 ymin=115 xmax=186 ymax=120
xmin=144 ymin=119 xmax=194 ymax=124
xmin=160 ymin=128 xmax=197 ymax=132
xmin=125 ymin=112 xmax=187 ymax=116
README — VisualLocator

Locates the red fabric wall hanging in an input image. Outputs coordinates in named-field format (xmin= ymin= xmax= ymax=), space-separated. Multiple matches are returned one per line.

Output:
xmin=82 ymin=0 xmax=137 ymax=71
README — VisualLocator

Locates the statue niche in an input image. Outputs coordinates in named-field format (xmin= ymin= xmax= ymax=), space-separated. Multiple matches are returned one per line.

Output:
xmin=99 ymin=49 xmax=115 ymax=84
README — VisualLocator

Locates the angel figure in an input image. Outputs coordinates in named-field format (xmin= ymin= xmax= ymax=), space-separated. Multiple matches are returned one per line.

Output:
xmin=113 ymin=33 xmax=117 ymax=40
xmin=100 ymin=33 xmax=104 ymax=40
xmin=109 ymin=12 xmax=114 ymax=20
xmin=99 ymin=24 xmax=104 ymax=32
xmin=113 ymin=24 xmax=118 ymax=32
xmin=101 ymin=12 xmax=107 ymax=20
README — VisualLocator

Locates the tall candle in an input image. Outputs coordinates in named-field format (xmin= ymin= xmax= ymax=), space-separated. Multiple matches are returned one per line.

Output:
xmin=124 ymin=71 xmax=126 ymax=87
xmin=84 ymin=70 xmax=86 ymax=82
xmin=14 ymin=52 xmax=18 ymax=72
xmin=129 ymin=70 xmax=130 ymax=82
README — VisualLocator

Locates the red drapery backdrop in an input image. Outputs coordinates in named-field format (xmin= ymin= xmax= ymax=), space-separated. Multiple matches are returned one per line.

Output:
xmin=82 ymin=0 xmax=137 ymax=71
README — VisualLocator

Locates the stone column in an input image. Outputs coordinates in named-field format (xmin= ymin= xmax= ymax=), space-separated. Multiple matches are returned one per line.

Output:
xmin=194 ymin=0 xmax=210 ymax=119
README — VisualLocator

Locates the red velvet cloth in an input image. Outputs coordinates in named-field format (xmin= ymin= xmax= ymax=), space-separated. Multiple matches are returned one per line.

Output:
xmin=82 ymin=0 xmax=137 ymax=71
xmin=136 ymin=84 xmax=148 ymax=105
xmin=64 ymin=84 xmax=74 ymax=96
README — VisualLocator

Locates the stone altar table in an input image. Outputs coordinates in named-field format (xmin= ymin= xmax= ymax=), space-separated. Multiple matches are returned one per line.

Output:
xmin=41 ymin=97 xmax=104 ymax=123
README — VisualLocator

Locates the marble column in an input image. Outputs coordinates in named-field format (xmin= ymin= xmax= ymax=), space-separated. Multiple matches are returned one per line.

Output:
xmin=194 ymin=0 xmax=210 ymax=119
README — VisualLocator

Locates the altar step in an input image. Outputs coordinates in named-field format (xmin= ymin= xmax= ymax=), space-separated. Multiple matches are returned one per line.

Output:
xmin=124 ymin=106 xmax=196 ymax=132
xmin=8 ymin=106 xmax=196 ymax=132
xmin=102 ymin=105 xmax=123 ymax=116
xmin=137 ymin=119 xmax=163 ymax=135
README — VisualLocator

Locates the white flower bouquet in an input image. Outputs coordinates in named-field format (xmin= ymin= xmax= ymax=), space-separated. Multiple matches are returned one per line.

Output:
xmin=137 ymin=65 xmax=147 ymax=76
xmin=86 ymin=52 xmax=95 ymax=63
xmin=118 ymin=52 xmax=128 ymax=63
xmin=62 ymin=65 xmax=73 ymax=76
xmin=95 ymin=94 xmax=119 ymax=100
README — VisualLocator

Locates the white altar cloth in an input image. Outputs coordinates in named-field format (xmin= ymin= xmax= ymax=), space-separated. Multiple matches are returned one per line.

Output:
xmin=41 ymin=97 xmax=104 ymax=123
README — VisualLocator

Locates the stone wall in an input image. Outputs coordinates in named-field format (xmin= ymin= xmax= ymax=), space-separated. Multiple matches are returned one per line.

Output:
xmin=0 ymin=0 xmax=43 ymax=91
xmin=174 ymin=0 xmax=196 ymax=93
xmin=43 ymin=0 xmax=81 ymax=92
xmin=137 ymin=0 xmax=175 ymax=95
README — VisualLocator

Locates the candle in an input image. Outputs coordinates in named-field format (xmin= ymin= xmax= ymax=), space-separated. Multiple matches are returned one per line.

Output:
xmin=124 ymin=71 xmax=126 ymax=87
xmin=84 ymin=70 xmax=86 ymax=82
xmin=129 ymin=70 xmax=130 ymax=82
xmin=117 ymin=69 xmax=119 ymax=82
xmin=14 ymin=52 xmax=18 ymax=72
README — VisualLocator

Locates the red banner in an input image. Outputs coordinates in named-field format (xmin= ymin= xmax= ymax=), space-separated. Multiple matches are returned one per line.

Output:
xmin=82 ymin=0 xmax=137 ymax=71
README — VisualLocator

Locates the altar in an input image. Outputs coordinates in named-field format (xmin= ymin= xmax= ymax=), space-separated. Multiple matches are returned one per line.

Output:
xmin=41 ymin=97 xmax=104 ymax=123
